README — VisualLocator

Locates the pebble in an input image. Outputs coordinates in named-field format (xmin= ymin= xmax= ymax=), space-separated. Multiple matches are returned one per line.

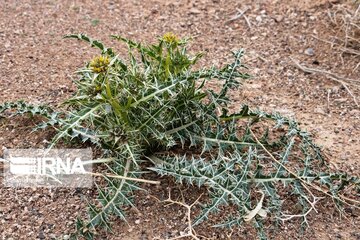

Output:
xmin=314 ymin=107 xmax=326 ymax=115
xmin=341 ymin=152 xmax=349 ymax=160
xmin=38 ymin=231 xmax=45 ymax=239
xmin=189 ymin=8 xmax=201 ymax=14
xmin=253 ymin=68 xmax=260 ymax=74
xmin=135 ymin=219 xmax=141 ymax=224
xmin=256 ymin=15 xmax=262 ymax=22
xmin=274 ymin=15 xmax=283 ymax=22
xmin=334 ymin=98 xmax=348 ymax=103
xmin=304 ymin=48 xmax=314 ymax=56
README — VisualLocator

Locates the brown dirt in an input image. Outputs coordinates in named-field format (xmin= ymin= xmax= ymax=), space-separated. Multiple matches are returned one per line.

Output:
xmin=0 ymin=0 xmax=359 ymax=239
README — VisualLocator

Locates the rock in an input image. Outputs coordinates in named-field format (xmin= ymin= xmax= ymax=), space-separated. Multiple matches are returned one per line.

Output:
xmin=340 ymin=152 xmax=348 ymax=160
xmin=334 ymin=98 xmax=348 ymax=103
xmin=314 ymin=107 xmax=326 ymax=115
xmin=135 ymin=219 xmax=141 ymax=224
xmin=189 ymin=8 xmax=201 ymax=14
xmin=274 ymin=15 xmax=283 ymax=22
xmin=38 ymin=231 xmax=45 ymax=239
xmin=253 ymin=68 xmax=260 ymax=74
xmin=249 ymin=83 xmax=262 ymax=89
xmin=304 ymin=48 xmax=314 ymax=56
xmin=256 ymin=15 xmax=262 ymax=22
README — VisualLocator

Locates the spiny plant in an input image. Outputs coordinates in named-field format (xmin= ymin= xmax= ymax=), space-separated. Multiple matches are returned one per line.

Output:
xmin=0 ymin=33 xmax=359 ymax=239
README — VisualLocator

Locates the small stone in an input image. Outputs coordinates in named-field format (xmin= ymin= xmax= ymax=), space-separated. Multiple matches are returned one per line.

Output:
xmin=63 ymin=235 xmax=70 ymax=240
xmin=135 ymin=219 xmax=141 ymax=224
xmin=249 ymin=83 xmax=262 ymax=89
xmin=314 ymin=107 xmax=326 ymax=115
xmin=256 ymin=15 xmax=262 ymax=22
xmin=334 ymin=98 xmax=347 ymax=103
xmin=304 ymin=48 xmax=314 ymax=56
xmin=38 ymin=231 xmax=45 ymax=239
xmin=340 ymin=153 xmax=348 ymax=160
xmin=253 ymin=68 xmax=260 ymax=74
xmin=189 ymin=8 xmax=201 ymax=14
xmin=274 ymin=15 xmax=283 ymax=22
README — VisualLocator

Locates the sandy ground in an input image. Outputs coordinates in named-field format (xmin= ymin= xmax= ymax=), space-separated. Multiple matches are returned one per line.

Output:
xmin=0 ymin=0 xmax=359 ymax=239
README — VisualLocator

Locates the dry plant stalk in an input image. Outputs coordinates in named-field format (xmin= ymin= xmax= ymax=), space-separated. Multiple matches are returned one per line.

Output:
xmin=290 ymin=57 xmax=360 ymax=107
xmin=152 ymin=190 xmax=205 ymax=240
xmin=326 ymin=3 xmax=360 ymax=70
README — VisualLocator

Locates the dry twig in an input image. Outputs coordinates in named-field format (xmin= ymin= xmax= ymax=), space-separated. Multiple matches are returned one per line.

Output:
xmin=86 ymin=172 xmax=160 ymax=185
xmin=226 ymin=7 xmax=252 ymax=29
xmin=152 ymin=190 xmax=206 ymax=240
xmin=226 ymin=7 xmax=249 ymax=24
xmin=290 ymin=57 xmax=359 ymax=107
xmin=326 ymin=4 xmax=360 ymax=69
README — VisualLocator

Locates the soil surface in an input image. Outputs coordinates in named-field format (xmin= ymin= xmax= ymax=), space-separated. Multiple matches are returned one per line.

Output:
xmin=0 ymin=0 xmax=359 ymax=239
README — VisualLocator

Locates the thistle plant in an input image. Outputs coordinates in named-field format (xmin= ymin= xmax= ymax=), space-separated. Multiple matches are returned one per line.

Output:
xmin=0 ymin=33 xmax=359 ymax=239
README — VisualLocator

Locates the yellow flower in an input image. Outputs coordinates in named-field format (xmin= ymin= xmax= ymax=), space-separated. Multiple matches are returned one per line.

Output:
xmin=89 ymin=55 xmax=110 ymax=73
xmin=162 ymin=32 xmax=179 ymax=44
xmin=95 ymin=85 xmax=102 ymax=92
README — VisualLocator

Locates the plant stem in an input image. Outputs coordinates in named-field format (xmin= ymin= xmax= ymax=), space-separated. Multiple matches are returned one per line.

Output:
xmin=86 ymin=172 xmax=160 ymax=185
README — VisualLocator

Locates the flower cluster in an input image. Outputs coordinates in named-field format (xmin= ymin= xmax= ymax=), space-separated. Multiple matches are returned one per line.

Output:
xmin=162 ymin=32 xmax=179 ymax=44
xmin=89 ymin=55 xmax=110 ymax=73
